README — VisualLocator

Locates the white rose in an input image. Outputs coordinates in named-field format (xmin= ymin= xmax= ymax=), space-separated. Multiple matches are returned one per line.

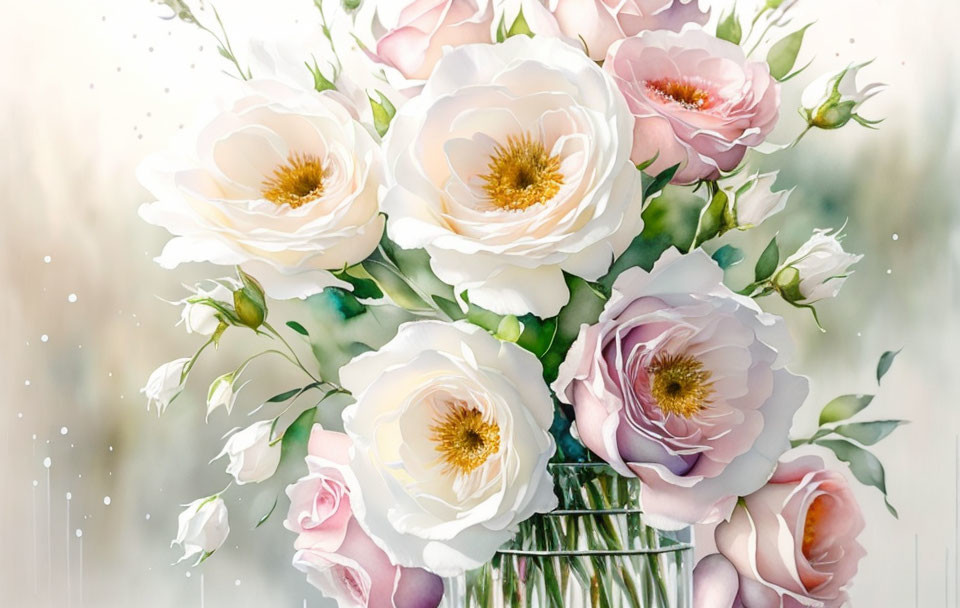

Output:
xmin=216 ymin=420 xmax=282 ymax=485
xmin=338 ymin=320 xmax=557 ymax=575
xmin=141 ymin=357 xmax=189 ymax=416
xmin=138 ymin=79 xmax=385 ymax=300
xmin=719 ymin=170 xmax=791 ymax=229
xmin=774 ymin=229 xmax=863 ymax=304
xmin=172 ymin=496 xmax=229 ymax=564
xmin=382 ymin=35 xmax=642 ymax=317
xmin=179 ymin=280 xmax=235 ymax=336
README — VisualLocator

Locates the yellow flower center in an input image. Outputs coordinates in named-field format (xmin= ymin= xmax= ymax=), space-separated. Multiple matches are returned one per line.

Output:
xmin=802 ymin=496 xmax=828 ymax=558
xmin=430 ymin=403 xmax=501 ymax=475
xmin=262 ymin=153 xmax=326 ymax=208
xmin=480 ymin=133 xmax=564 ymax=211
xmin=645 ymin=78 xmax=715 ymax=111
xmin=648 ymin=353 xmax=713 ymax=418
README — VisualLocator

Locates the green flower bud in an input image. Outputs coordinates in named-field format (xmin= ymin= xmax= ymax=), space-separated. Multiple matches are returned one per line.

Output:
xmin=233 ymin=268 xmax=267 ymax=329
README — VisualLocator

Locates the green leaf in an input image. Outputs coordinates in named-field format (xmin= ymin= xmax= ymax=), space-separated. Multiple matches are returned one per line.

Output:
xmin=643 ymin=163 xmax=681 ymax=202
xmin=286 ymin=321 xmax=309 ymax=336
xmin=361 ymin=260 xmax=430 ymax=311
xmin=540 ymin=276 xmax=607 ymax=384
xmin=336 ymin=265 xmax=385 ymax=301
xmin=833 ymin=420 xmax=906 ymax=446
xmin=876 ymin=349 xmax=901 ymax=383
xmin=516 ymin=314 xmax=557 ymax=357
xmin=694 ymin=189 xmax=729 ymax=246
xmin=754 ymin=236 xmax=780 ymax=282
xmin=255 ymin=495 xmax=279 ymax=528
xmin=266 ymin=387 xmax=303 ymax=403
xmin=716 ymin=6 xmax=742 ymax=45
xmin=634 ymin=151 xmax=660 ymax=172
xmin=432 ymin=295 xmax=466 ymax=321
xmin=766 ymin=24 xmax=813 ymax=81
xmin=279 ymin=406 xmax=318 ymax=467
xmin=712 ymin=245 xmax=744 ymax=269
xmin=815 ymin=438 xmax=898 ymax=517
xmin=818 ymin=394 xmax=874 ymax=425
xmin=369 ymin=91 xmax=396 ymax=137
xmin=507 ymin=8 xmax=534 ymax=38
xmin=306 ymin=59 xmax=336 ymax=92
xmin=495 ymin=14 xmax=508 ymax=43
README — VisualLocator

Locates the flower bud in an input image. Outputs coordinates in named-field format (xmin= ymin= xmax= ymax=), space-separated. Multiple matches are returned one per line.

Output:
xmin=773 ymin=229 xmax=862 ymax=304
xmin=206 ymin=371 xmax=240 ymax=420
xmin=719 ymin=169 xmax=791 ymax=229
xmin=172 ymin=495 xmax=229 ymax=564
xmin=801 ymin=62 xmax=885 ymax=130
xmin=233 ymin=268 xmax=267 ymax=329
xmin=216 ymin=421 xmax=282 ymax=485
xmin=141 ymin=358 xmax=190 ymax=416
xmin=179 ymin=280 xmax=235 ymax=335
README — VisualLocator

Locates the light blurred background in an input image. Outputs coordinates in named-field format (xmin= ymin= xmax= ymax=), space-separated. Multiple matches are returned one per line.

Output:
xmin=1 ymin=0 xmax=957 ymax=606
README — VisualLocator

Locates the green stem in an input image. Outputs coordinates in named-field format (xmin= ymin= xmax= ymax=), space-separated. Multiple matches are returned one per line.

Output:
xmin=262 ymin=322 xmax=324 ymax=385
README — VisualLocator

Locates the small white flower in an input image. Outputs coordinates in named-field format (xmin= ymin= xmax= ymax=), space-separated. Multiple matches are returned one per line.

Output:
xmin=141 ymin=358 xmax=190 ymax=416
xmin=172 ymin=496 xmax=229 ymax=564
xmin=775 ymin=229 xmax=863 ymax=304
xmin=801 ymin=62 xmax=885 ymax=130
xmin=216 ymin=421 xmax=282 ymax=485
xmin=206 ymin=372 xmax=241 ymax=420
xmin=178 ymin=280 xmax=235 ymax=336
xmin=720 ymin=170 xmax=791 ymax=229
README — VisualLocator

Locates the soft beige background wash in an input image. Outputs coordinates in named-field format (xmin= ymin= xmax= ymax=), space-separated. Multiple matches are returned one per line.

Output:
xmin=1 ymin=0 xmax=958 ymax=606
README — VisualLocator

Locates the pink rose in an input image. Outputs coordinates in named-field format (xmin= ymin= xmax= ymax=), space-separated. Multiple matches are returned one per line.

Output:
xmin=552 ymin=249 xmax=807 ymax=529
xmin=524 ymin=0 xmax=708 ymax=61
xmin=604 ymin=30 xmax=780 ymax=184
xmin=287 ymin=426 xmax=444 ymax=608
xmin=372 ymin=0 xmax=494 ymax=81
xmin=713 ymin=456 xmax=866 ymax=608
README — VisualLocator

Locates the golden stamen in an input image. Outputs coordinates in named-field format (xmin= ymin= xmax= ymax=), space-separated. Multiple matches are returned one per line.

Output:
xmin=262 ymin=152 xmax=326 ymax=209
xmin=648 ymin=353 xmax=713 ymax=418
xmin=430 ymin=403 xmax=501 ymax=475
xmin=645 ymin=78 xmax=715 ymax=111
xmin=479 ymin=133 xmax=564 ymax=211
xmin=802 ymin=496 xmax=828 ymax=557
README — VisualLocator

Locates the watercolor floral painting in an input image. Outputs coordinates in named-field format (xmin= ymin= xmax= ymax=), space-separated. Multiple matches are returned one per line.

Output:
xmin=2 ymin=0 xmax=958 ymax=607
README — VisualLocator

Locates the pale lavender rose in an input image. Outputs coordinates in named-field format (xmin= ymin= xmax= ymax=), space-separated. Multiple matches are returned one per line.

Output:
xmin=371 ymin=0 xmax=494 ymax=81
xmin=519 ymin=0 xmax=708 ymax=61
xmin=604 ymin=30 xmax=780 ymax=184
xmin=552 ymin=249 xmax=807 ymax=529
xmin=287 ymin=426 xmax=444 ymax=608
xmin=714 ymin=456 xmax=866 ymax=608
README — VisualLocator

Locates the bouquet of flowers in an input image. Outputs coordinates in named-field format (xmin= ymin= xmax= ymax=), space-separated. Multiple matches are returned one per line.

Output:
xmin=140 ymin=1 xmax=901 ymax=606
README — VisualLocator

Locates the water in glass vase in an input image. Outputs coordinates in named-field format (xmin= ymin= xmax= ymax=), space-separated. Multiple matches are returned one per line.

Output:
xmin=444 ymin=463 xmax=693 ymax=608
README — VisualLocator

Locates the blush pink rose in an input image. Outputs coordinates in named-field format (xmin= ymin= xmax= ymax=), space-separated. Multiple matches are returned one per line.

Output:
xmin=372 ymin=0 xmax=494 ymax=81
xmin=713 ymin=456 xmax=866 ymax=608
xmin=287 ymin=426 xmax=444 ymax=608
xmin=523 ymin=0 xmax=709 ymax=61
xmin=552 ymin=249 xmax=807 ymax=529
xmin=604 ymin=30 xmax=780 ymax=184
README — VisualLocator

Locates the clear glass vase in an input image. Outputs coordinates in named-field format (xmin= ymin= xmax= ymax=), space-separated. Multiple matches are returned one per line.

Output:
xmin=444 ymin=463 xmax=693 ymax=608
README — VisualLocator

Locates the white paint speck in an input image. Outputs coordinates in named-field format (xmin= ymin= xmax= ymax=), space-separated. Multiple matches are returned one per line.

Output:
xmin=24 ymin=380 xmax=31 ymax=386
xmin=234 ymin=579 xmax=241 ymax=586
xmin=43 ymin=457 xmax=52 ymax=469
xmin=66 ymin=492 xmax=72 ymax=500
xmin=75 ymin=529 xmax=83 ymax=538
xmin=40 ymin=335 xmax=49 ymax=343
xmin=886 ymin=269 xmax=892 ymax=275
xmin=892 ymin=233 xmax=899 ymax=241
xmin=32 ymin=480 xmax=38 ymax=487
xmin=60 ymin=427 xmax=68 ymax=436
xmin=67 ymin=293 xmax=78 ymax=303
xmin=43 ymin=256 xmax=51 ymax=263
xmin=145 ymin=513 xmax=151 ymax=520
xmin=103 ymin=496 xmax=111 ymax=506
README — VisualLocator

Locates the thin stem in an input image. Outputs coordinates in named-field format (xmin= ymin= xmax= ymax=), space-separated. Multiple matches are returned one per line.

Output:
xmin=262 ymin=322 xmax=324 ymax=385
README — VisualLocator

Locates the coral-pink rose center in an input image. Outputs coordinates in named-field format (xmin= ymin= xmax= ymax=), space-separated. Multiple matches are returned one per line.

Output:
xmin=644 ymin=78 xmax=717 ymax=111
